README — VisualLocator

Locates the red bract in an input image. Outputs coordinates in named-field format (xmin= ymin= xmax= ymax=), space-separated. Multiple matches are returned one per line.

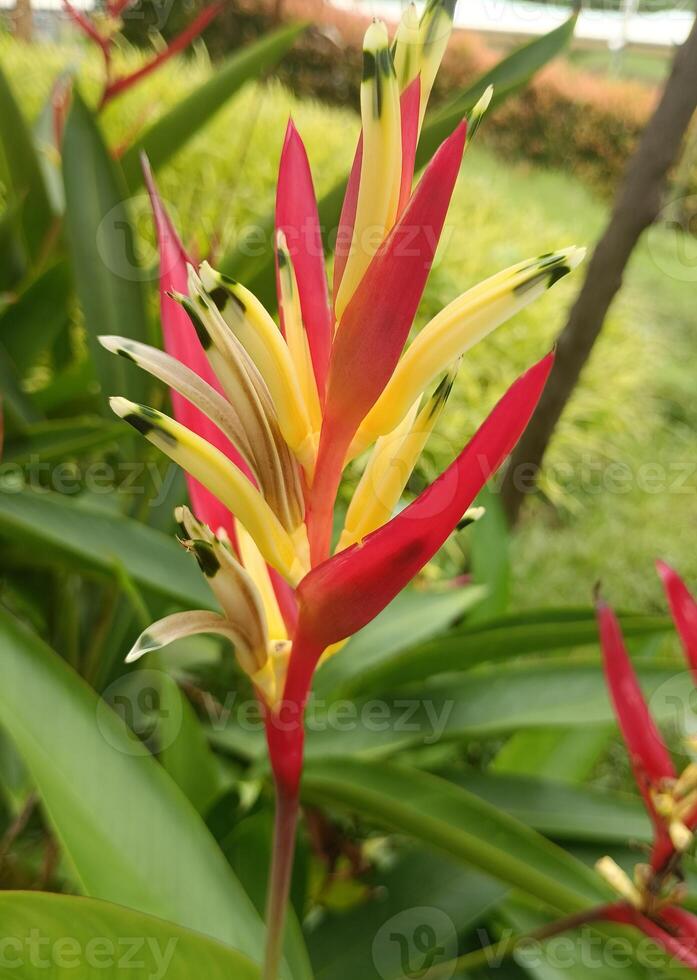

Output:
xmin=596 ymin=596 xmax=676 ymax=861
xmin=62 ymin=0 xmax=221 ymax=110
xmin=300 ymin=353 xmax=553 ymax=651
xmin=398 ymin=77 xmax=421 ymax=216
xmin=275 ymin=120 xmax=332 ymax=401
xmin=100 ymin=3 xmax=222 ymax=107
xmin=606 ymin=904 xmax=697 ymax=971
xmin=657 ymin=560 xmax=697 ymax=682
xmin=143 ymin=159 xmax=250 ymax=542
xmin=590 ymin=570 xmax=697 ymax=972
xmin=309 ymin=120 xmax=468 ymax=561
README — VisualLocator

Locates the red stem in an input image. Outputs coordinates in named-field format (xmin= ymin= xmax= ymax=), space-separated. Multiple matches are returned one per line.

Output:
xmin=263 ymin=780 xmax=300 ymax=980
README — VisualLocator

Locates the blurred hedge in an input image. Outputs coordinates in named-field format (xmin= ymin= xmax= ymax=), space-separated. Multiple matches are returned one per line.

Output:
xmin=121 ymin=0 xmax=684 ymax=202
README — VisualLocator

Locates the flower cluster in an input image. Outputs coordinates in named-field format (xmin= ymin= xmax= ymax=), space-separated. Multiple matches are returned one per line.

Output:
xmin=104 ymin=4 xmax=584 ymax=797
xmin=62 ymin=0 xmax=221 ymax=109
xmin=593 ymin=563 xmax=697 ymax=969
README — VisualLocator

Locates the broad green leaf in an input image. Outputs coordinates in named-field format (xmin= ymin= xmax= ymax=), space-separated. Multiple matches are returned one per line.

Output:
xmin=321 ymin=608 xmax=671 ymax=699
xmin=301 ymin=759 xmax=605 ymax=913
xmin=0 ymin=609 xmax=264 ymax=957
xmin=120 ymin=23 xmax=306 ymax=190
xmin=307 ymin=847 xmax=506 ymax=980
xmin=415 ymin=14 xmax=578 ymax=168
xmin=469 ymin=484 xmax=510 ymax=623
xmin=313 ymin=586 xmax=486 ymax=700
xmin=452 ymin=773 xmax=650 ymax=844
xmin=0 ymin=261 xmax=72 ymax=373
xmin=0 ymin=892 xmax=260 ymax=979
xmin=62 ymin=92 xmax=150 ymax=404
xmin=0 ymin=63 xmax=53 ymax=263
xmin=0 ymin=489 xmax=213 ymax=608
xmin=493 ymin=728 xmax=612 ymax=784
xmin=221 ymin=18 xmax=576 ymax=304
xmin=210 ymin=657 xmax=690 ymax=763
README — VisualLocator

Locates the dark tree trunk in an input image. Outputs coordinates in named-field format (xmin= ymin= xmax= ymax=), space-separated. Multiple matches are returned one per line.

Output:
xmin=500 ymin=11 xmax=697 ymax=526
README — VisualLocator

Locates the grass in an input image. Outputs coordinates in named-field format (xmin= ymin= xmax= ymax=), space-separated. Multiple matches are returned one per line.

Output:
xmin=3 ymin=36 xmax=696 ymax=612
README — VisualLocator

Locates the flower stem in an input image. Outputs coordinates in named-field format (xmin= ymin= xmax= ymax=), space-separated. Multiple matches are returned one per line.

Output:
xmin=263 ymin=781 xmax=300 ymax=980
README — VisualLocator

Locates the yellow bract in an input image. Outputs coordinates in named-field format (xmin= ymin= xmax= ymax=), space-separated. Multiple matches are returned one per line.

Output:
xmin=110 ymin=397 xmax=308 ymax=585
xmin=334 ymin=21 xmax=402 ymax=321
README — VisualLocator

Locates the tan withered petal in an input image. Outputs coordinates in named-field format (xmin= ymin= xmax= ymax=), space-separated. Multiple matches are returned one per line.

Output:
xmin=98 ymin=334 xmax=258 ymax=474
xmin=171 ymin=277 xmax=304 ymax=533
xmin=175 ymin=506 xmax=268 ymax=676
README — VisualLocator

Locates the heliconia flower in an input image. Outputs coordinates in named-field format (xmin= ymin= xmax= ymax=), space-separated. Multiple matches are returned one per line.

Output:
xmin=590 ymin=570 xmax=697 ymax=972
xmin=99 ymin=3 xmax=223 ymax=107
xmin=104 ymin=13 xmax=584 ymax=976
xmin=104 ymin=11 xmax=583 ymax=755
xmin=62 ymin=0 xmax=222 ymax=110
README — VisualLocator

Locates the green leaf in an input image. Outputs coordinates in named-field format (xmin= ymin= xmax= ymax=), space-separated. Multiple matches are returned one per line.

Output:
xmin=220 ymin=18 xmax=575 ymax=305
xmin=157 ymin=671 xmax=223 ymax=815
xmin=210 ymin=657 xmax=690 ymax=763
xmin=0 ymin=261 xmax=72 ymax=374
xmin=0 ymin=892 xmax=261 ymax=979
xmin=415 ymin=14 xmax=578 ymax=168
xmin=493 ymin=728 xmax=612 ymax=784
xmin=469 ymin=484 xmax=510 ymax=623
xmin=322 ymin=607 xmax=671 ymax=699
xmin=0 ymin=609 xmax=264 ymax=956
xmin=0 ymin=63 xmax=54 ymax=263
xmin=313 ymin=586 xmax=486 ymax=700
xmin=2 ymin=417 xmax=126 ymax=464
xmin=308 ymin=847 xmax=506 ymax=980
xmin=120 ymin=23 xmax=306 ymax=190
xmin=452 ymin=773 xmax=650 ymax=844
xmin=62 ymin=91 xmax=150 ymax=404
xmin=0 ymin=339 xmax=42 ymax=431
xmin=301 ymin=759 xmax=605 ymax=914
xmin=33 ymin=73 xmax=72 ymax=215
xmin=0 ymin=490 xmax=213 ymax=608
xmin=0 ymin=200 xmax=27 ymax=290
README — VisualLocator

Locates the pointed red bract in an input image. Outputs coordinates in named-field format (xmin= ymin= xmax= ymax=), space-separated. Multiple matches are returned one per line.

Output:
xmin=143 ymin=157 xmax=251 ymax=541
xmin=596 ymin=596 xmax=676 ymax=867
xmin=299 ymin=352 xmax=553 ymax=651
xmin=309 ymin=121 xmax=468 ymax=561
xmin=63 ymin=0 xmax=110 ymax=53
xmin=657 ymin=560 xmax=697 ymax=682
xmin=275 ymin=120 xmax=332 ymax=400
xmin=101 ymin=3 xmax=222 ymax=106
xmin=398 ymin=77 xmax=421 ymax=217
